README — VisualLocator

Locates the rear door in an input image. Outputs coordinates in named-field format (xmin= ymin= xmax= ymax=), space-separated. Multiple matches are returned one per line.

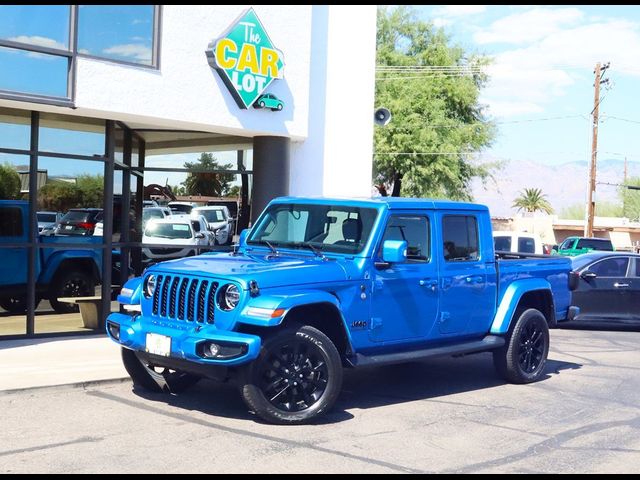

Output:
xmin=574 ymin=256 xmax=630 ymax=318
xmin=0 ymin=206 xmax=27 ymax=286
xmin=627 ymin=257 xmax=640 ymax=320
xmin=437 ymin=213 xmax=496 ymax=336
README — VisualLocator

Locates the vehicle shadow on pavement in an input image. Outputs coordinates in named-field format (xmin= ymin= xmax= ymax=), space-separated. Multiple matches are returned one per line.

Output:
xmin=558 ymin=322 xmax=640 ymax=333
xmin=129 ymin=352 xmax=581 ymax=424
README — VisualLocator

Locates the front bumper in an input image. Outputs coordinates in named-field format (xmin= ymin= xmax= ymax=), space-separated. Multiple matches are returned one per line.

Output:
xmin=106 ymin=312 xmax=262 ymax=367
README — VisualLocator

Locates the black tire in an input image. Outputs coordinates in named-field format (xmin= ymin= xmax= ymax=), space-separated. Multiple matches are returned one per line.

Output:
xmin=48 ymin=269 xmax=95 ymax=314
xmin=493 ymin=308 xmax=549 ymax=384
xmin=239 ymin=324 xmax=343 ymax=424
xmin=121 ymin=348 xmax=200 ymax=393
xmin=0 ymin=296 xmax=27 ymax=313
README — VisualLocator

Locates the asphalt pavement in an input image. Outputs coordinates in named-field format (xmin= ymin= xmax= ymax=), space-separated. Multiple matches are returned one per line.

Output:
xmin=0 ymin=326 xmax=638 ymax=473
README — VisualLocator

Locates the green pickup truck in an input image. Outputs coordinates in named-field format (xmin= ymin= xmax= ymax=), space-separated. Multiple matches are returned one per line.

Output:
xmin=553 ymin=236 xmax=614 ymax=256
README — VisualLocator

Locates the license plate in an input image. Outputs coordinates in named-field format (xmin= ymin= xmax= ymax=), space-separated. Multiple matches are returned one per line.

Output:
xmin=146 ymin=333 xmax=171 ymax=357
xmin=64 ymin=225 xmax=73 ymax=230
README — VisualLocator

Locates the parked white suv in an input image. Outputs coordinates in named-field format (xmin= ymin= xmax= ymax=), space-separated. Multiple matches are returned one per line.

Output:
xmin=142 ymin=218 xmax=209 ymax=263
xmin=493 ymin=231 xmax=544 ymax=255
xmin=191 ymin=206 xmax=233 ymax=245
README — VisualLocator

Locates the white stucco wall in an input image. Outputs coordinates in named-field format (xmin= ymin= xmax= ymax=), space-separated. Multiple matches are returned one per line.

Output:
xmin=74 ymin=5 xmax=313 ymax=139
xmin=289 ymin=5 xmax=377 ymax=198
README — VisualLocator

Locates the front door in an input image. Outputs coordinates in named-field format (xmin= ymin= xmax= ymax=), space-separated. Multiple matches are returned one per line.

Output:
xmin=370 ymin=212 xmax=439 ymax=342
xmin=0 ymin=206 xmax=28 ymax=287
xmin=574 ymin=256 xmax=631 ymax=319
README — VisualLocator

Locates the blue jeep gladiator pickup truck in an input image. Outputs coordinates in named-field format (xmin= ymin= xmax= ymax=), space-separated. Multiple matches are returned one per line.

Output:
xmin=0 ymin=200 xmax=102 ymax=313
xmin=107 ymin=197 xmax=578 ymax=424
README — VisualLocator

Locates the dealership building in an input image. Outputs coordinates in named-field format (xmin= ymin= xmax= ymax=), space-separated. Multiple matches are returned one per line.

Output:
xmin=0 ymin=5 xmax=376 ymax=338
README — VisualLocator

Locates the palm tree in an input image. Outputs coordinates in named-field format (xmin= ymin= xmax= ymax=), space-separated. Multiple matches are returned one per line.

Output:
xmin=512 ymin=188 xmax=554 ymax=214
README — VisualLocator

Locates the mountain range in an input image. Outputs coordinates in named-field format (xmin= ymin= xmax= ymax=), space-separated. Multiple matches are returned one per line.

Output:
xmin=471 ymin=158 xmax=640 ymax=217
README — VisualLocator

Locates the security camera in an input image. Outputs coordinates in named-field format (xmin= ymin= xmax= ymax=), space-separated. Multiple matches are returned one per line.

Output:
xmin=374 ymin=107 xmax=391 ymax=126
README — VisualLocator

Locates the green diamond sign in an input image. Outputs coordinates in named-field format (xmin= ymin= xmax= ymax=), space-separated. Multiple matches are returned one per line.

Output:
xmin=207 ymin=8 xmax=285 ymax=109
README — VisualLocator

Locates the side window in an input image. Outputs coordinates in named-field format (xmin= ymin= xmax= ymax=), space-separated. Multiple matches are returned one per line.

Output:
xmin=191 ymin=220 xmax=201 ymax=232
xmin=443 ymin=215 xmax=479 ymax=262
xmin=589 ymin=257 xmax=629 ymax=277
xmin=518 ymin=237 xmax=536 ymax=253
xmin=380 ymin=215 xmax=430 ymax=261
xmin=494 ymin=236 xmax=511 ymax=252
xmin=0 ymin=207 xmax=23 ymax=237
xmin=634 ymin=258 xmax=640 ymax=278
xmin=560 ymin=238 xmax=575 ymax=250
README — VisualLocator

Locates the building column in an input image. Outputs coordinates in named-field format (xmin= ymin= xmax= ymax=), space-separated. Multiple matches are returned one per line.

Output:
xmin=251 ymin=136 xmax=290 ymax=223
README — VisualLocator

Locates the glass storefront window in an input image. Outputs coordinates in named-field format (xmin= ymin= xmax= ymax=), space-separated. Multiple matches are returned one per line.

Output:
xmin=39 ymin=113 xmax=105 ymax=157
xmin=77 ymin=5 xmax=156 ymax=66
xmin=0 ymin=5 xmax=71 ymax=51
xmin=0 ymin=46 xmax=68 ymax=98
xmin=0 ymin=107 xmax=31 ymax=151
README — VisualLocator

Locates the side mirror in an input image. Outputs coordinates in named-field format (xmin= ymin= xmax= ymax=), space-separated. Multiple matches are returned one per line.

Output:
xmin=581 ymin=270 xmax=597 ymax=281
xmin=552 ymin=245 xmax=558 ymax=251
xmin=239 ymin=229 xmax=250 ymax=247
xmin=376 ymin=240 xmax=407 ymax=268
xmin=195 ymin=232 xmax=205 ymax=239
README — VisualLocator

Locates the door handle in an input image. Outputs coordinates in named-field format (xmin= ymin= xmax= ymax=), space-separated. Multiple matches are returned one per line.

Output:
xmin=419 ymin=279 xmax=438 ymax=291
xmin=465 ymin=275 xmax=484 ymax=284
xmin=614 ymin=283 xmax=629 ymax=288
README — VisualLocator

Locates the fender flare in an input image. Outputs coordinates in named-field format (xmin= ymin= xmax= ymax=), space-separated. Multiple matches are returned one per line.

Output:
xmin=490 ymin=278 xmax=552 ymax=334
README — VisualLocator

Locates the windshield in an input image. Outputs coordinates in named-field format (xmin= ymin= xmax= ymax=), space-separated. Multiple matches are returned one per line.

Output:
xmin=145 ymin=222 xmax=193 ymax=239
xmin=38 ymin=213 xmax=57 ymax=223
xmin=143 ymin=209 xmax=164 ymax=221
xmin=170 ymin=204 xmax=193 ymax=214
xmin=196 ymin=209 xmax=225 ymax=223
xmin=248 ymin=203 xmax=379 ymax=255
xmin=559 ymin=237 xmax=576 ymax=250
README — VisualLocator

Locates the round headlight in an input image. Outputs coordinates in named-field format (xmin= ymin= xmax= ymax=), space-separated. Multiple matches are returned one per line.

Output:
xmin=219 ymin=284 xmax=240 ymax=311
xmin=145 ymin=275 xmax=157 ymax=298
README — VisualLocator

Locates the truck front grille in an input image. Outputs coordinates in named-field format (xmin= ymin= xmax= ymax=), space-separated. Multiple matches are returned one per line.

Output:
xmin=151 ymin=275 xmax=219 ymax=324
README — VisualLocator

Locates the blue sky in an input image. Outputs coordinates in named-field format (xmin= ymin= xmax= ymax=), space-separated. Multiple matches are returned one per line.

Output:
xmin=416 ymin=5 xmax=640 ymax=168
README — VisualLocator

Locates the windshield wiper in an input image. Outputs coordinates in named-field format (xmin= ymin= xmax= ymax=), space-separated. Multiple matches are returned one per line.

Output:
xmin=263 ymin=240 xmax=279 ymax=256
xmin=293 ymin=242 xmax=326 ymax=259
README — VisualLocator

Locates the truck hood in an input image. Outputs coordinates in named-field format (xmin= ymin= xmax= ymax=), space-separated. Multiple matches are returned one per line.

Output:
xmin=147 ymin=252 xmax=351 ymax=289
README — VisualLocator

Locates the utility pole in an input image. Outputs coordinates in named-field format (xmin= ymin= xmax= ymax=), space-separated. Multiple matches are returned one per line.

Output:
xmin=585 ymin=62 xmax=609 ymax=237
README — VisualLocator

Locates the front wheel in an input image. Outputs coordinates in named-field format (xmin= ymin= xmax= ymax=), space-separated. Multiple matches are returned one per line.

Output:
xmin=239 ymin=324 xmax=343 ymax=424
xmin=0 ymin=296 xmax=27 ymax=313
xmin=121 ymin=348 xmax=200 ymax=393
xmin=493 ymin=308 xmax=549 ymax=384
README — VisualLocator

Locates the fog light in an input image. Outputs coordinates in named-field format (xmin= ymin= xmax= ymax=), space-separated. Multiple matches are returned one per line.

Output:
xmin=107 ymin=321 xmax=121 ymax=341
xmin=207 ymin=343 xmax=220 ymax=358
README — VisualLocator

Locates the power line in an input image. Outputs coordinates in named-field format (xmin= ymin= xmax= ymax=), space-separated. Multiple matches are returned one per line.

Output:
xmin=602 ymin=115 xmax=640 ymax=125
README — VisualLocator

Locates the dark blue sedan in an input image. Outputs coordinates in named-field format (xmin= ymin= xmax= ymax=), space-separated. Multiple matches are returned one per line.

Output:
xmin=571 ymin=252 xmax=640 ymax=324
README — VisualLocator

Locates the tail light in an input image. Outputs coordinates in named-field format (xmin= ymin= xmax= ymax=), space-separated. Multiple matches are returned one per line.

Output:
xmin=77 ymin=222 xmax=96 ymax=230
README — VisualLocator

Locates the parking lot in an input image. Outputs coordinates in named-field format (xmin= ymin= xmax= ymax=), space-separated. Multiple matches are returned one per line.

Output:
xmin=0 ymin=326 xmax=638 ymax=474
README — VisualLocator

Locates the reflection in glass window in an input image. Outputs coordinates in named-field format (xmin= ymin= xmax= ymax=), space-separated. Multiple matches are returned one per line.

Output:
xmin=0 ymin=155 xmax=30 ymax=199
xmin=39 ymin=113 xmax=105 ymax=157
xmin=0 ymin=46 xmax=68 ymax=98
xmin=590 ymin=257 xmax=629 ymax=277
xmin=0 ymin=5 xmax=70 ymax=50
xmin=78 ymin=5 xmax=155 ymax=66
xmin=443 ymin=215 xmax=479 ymax=262
xmin=0 ymin=107 xmax=31 ymax=151
xmin=381 ymin=216 xmax=430 ymax=261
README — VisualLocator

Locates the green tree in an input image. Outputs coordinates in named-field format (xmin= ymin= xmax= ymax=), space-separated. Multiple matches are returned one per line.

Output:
xmin=512 ymin=188 xmax=554 ymax=214
xmin=621 ymin=176 xmax=640 ymax=221
xmin=374 ymin=6 xmax=495 ymax=199
xmin=0 ymin=163 xmax=21 ymax=199
xmin=38 ymin=181 xmax=82 ymax=212
xmin=560 ymin=201 xmax=623 ymax=220
xmin=76 ymin=174 xmax=104 ymax=208
xmin=182 ymin=153 xmax=234 ymax=197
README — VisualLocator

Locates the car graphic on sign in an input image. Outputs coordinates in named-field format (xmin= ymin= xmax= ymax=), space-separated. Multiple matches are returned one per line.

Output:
xmin=253 ymin=93 xmax=284 ymax=111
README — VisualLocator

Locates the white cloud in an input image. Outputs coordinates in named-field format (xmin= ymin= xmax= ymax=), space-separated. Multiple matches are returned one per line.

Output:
xmin=433 ymin=5 xmax=487 ymax=17
xmin=474 ymin=7 xmax=584 ymax=44
xmin=432 ymin=18 xmax=452 ymax=28
xmin=8 ymin=35 xmax=67 ymax=51
xmin=481 ymin=17 xmax=640 ymax=117
xmin=78 ymin=48 xmax=90 ymax=55
xmin=102 ymin=43 xmax=151 ymax=61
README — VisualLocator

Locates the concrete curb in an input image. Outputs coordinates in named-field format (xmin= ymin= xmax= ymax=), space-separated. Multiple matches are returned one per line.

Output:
xmin=0 ymin=376 xmax=131 ymax=396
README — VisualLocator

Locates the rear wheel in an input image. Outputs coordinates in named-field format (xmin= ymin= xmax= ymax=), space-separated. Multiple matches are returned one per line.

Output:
xmin=121 ymin=348 xmax=200 ymax=393
xmin=48 ymin=270 xmax=94 ymax=314
xmin=0 ymin=296 xmax=27 ymax=313
xmin=494 ymin=308 xmax=549 ymax=384
xmin=239 ymin=324 xmax=343 ymax=424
